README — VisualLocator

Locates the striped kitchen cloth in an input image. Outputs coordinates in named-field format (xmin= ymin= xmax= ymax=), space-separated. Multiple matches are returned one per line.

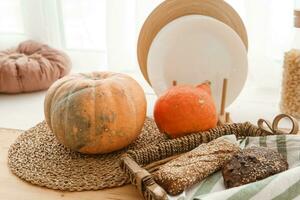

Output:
xmin=169 ymin=134 xmax=300 ymax=200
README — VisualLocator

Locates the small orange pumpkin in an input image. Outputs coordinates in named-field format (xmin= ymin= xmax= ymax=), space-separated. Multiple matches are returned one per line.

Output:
xmin=44 ymin=72 xmax=147 ymax=154
xmin=154 ymin=82 xmax=217 ymax=138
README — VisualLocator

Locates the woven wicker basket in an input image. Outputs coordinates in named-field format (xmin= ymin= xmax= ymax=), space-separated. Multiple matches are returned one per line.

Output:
xmin=120 ymin=121 xmax=284 ymax=200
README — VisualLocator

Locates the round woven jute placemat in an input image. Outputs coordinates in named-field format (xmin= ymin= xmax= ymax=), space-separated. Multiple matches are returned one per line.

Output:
xmin=8 ymin=118 xmax=168 ymax=191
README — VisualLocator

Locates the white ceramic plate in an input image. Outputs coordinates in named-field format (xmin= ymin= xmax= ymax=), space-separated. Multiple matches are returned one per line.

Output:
xmin=147 ymin=15 xmax=248 ymax=111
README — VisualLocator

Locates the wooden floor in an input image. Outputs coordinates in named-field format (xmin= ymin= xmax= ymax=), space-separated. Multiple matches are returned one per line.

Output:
xmin=0 ymin=128 xmax=141 ymax=200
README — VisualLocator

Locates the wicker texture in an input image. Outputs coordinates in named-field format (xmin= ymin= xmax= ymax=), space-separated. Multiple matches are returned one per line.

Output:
xmin=8 ymin=117 xmax=272 ymax=192
xmin=126 ymin=122 xmax=271 ymax=166
xmin=8 ymin=118 xmax=167 ymax=191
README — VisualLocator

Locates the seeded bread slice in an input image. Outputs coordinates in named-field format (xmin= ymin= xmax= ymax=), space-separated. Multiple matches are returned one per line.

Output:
xmin=153 ymin=138 xmax=240 ymax=195
xmin=222 ymin=146 xmax=288 ymax=188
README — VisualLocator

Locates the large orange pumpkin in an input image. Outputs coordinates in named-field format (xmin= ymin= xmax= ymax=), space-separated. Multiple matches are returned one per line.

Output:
xmin=44 ymin=72 xmax=147 ymax=154
xmin=154 ymin=82 xmax=217 ymax=138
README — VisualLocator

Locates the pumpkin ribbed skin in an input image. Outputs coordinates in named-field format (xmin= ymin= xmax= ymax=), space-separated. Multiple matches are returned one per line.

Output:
xmin=44 ymin=72 xmax=147 ymax=154
xmin=154 ymin=83 xmax=217 ymax=138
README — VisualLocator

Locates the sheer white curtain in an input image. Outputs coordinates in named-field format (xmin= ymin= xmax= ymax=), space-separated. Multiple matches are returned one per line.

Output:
xmin=0 ymin=0 xmax=162 ymax=71
xmin=110 ymin=0 xmax=295 ymax=90
xmin=227 ymin=0 xmax=294 ymax=90
xmin=106 ymin=0 xmax=162 ymax=72
xmin=0 ymin=0 xmax=295 ymax=89
xmin=0 ymin=0 xmax=28 ymax=48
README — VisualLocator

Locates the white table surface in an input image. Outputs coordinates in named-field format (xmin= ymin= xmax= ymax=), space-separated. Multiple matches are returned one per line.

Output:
xmin=0 ymin=71 xmax=296 ymax=130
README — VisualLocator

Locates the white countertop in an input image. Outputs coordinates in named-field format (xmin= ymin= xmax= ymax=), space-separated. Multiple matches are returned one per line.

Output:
xmin=0 ymin=71 xmax=296 ymax=130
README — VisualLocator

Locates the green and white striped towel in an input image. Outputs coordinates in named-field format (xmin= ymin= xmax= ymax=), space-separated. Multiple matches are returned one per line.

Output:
xmin=168 ymin=134 xmax=300 ymax=200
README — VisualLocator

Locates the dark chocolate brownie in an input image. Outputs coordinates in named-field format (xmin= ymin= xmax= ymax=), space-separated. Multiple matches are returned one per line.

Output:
xmin=222 ymin=146 xmax=288 ymax=188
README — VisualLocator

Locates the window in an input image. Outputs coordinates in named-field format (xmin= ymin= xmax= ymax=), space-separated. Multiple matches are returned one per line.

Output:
xmin=0 ymin=0 xmax=24 ymax=33
xmin=59 ymin=0 xmax=106 ymax=51
xmin=226 ymin=0 xmax=294 ymax=90
xmin=0 ymin=0 xmax=295 ymax=90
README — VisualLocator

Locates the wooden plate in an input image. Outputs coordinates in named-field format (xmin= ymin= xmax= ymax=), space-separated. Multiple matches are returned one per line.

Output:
xmin=137 ymin=0 xmax=248 ymax=84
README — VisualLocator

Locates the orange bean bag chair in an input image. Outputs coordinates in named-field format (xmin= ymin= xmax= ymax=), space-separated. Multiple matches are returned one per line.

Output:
xmin=0 ymin=40 xmax=71 ymax=93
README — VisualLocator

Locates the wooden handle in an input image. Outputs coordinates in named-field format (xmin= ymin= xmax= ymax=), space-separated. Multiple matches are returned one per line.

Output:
xmin=225 ymin=112 xmax=231 ymax=123
xmin=257 ymin=114 xmax=299 ymax=135
xmin=220 ymin=78 xmax=228 ymax=115
xmin=120 ymin=156 xmax=168 ymax=200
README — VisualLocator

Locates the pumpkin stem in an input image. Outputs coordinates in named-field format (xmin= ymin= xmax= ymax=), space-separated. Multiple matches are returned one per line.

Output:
xmin=196 ymin=81 xmax=212 ymax=95
xmin=172 ymin=80 xmax=177 ymax=86
xmin=203 ymin=80 xmax=211 ymax=85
